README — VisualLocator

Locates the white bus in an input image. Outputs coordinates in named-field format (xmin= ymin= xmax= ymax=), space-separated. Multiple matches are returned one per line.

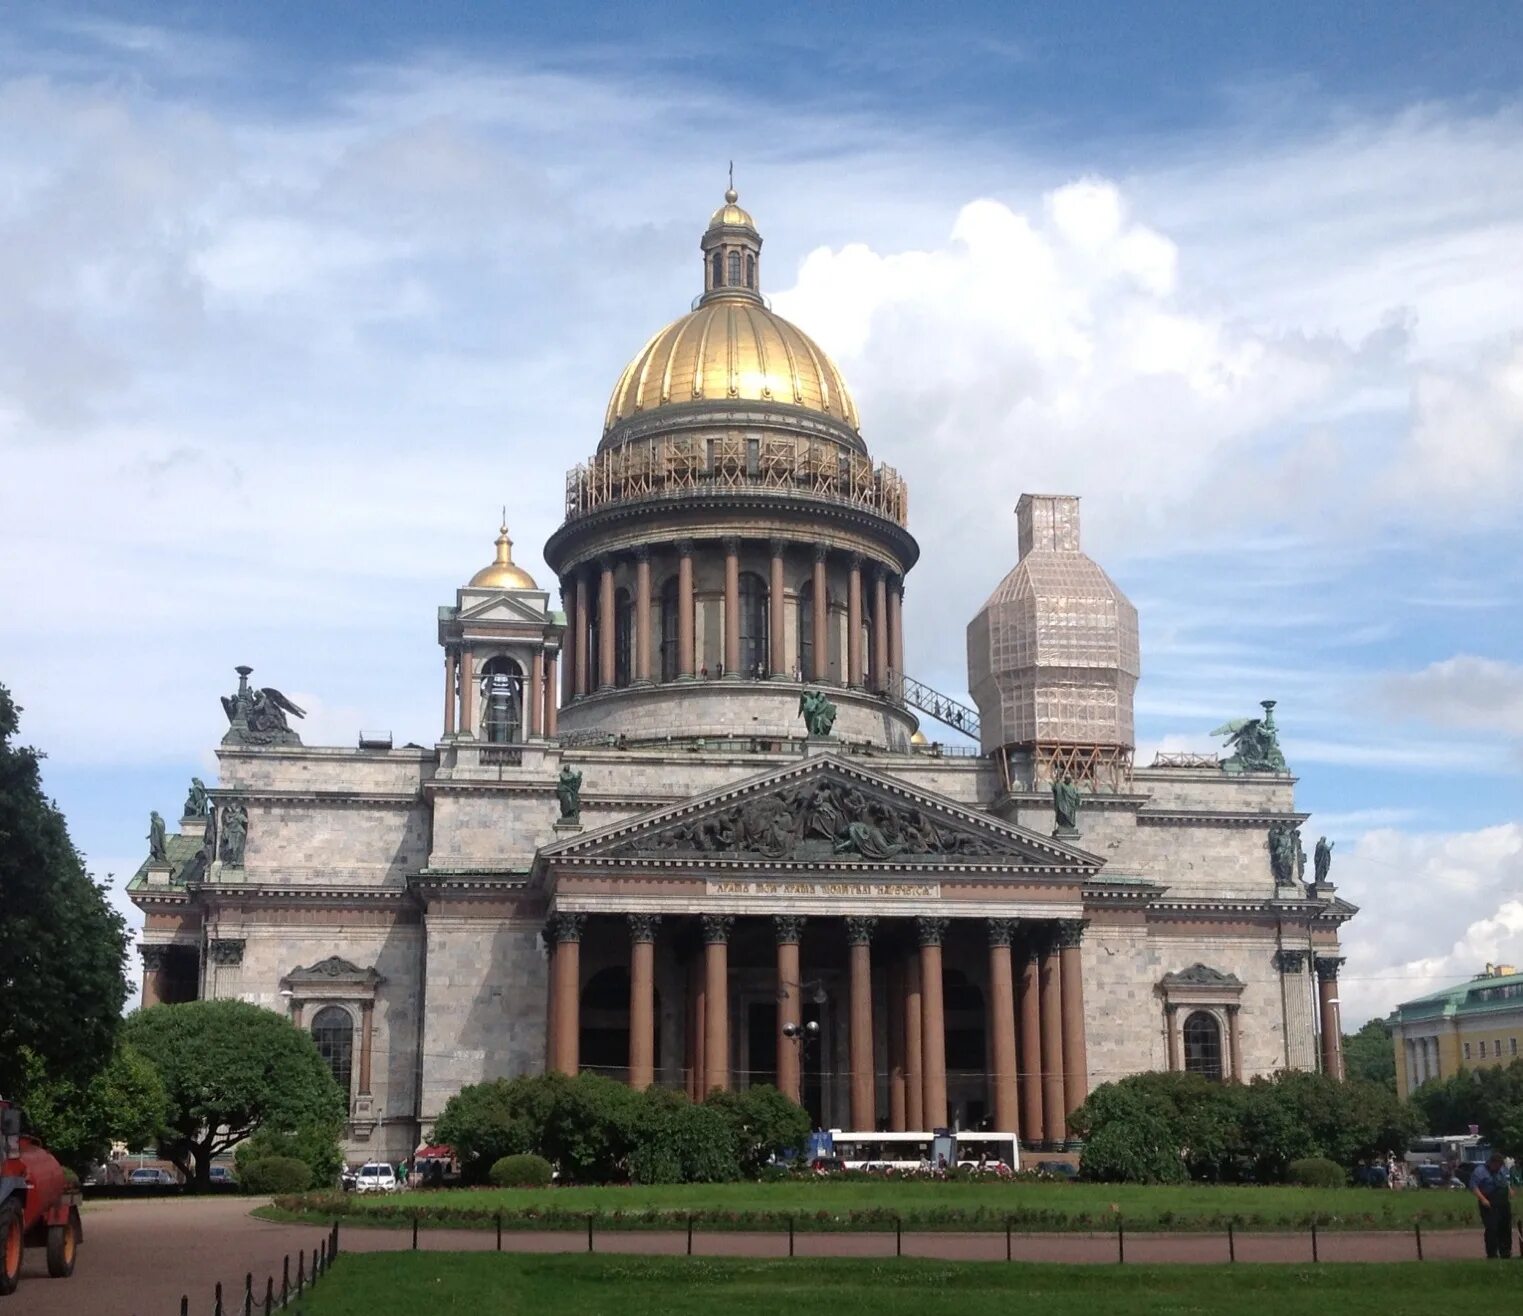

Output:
xmin=826 ymin=1130 xmax=1020 ymax=1173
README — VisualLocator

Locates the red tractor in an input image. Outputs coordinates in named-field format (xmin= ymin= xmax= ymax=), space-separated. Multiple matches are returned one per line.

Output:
xmin=0 ymin=1100 xmax=82 ymax=1296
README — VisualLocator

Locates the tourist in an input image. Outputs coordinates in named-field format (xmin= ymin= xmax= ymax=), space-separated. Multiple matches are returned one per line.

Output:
xmin=1471 ymin=1150 xmax=1512 ymax=1258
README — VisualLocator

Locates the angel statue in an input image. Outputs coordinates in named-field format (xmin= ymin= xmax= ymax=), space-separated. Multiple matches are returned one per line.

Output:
xmin=221 ymin=665 xmax=307 ymax=746
xmin=1211 ymin=699 xmax=1288 ymax=775
xmin=798 ymin=688 xmax=837 ymax=738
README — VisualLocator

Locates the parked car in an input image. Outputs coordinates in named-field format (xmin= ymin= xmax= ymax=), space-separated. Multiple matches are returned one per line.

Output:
xmin=1033 ymin=1160 xmax=1078 ymax=1181
xmin=1412 ymin=1163 xmax=1464 ymax=1189
xmin=354 ymin=1163 xmax=398 ymax=1193
xmin=208 ymin=1167 xmax=236 ymax=1185
xmin=128 ymin=1168 xmax=175 ymax=1186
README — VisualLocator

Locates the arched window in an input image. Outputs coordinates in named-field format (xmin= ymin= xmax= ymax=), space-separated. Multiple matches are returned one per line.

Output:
xmin=1183 ymin=1011 xmax=1224 ymax=1082
xmin=659 ymin=576 xmax=681 ymax=682
xmin=727 ymin=250 xmax=742 ymax=287
xmin=311 ymin=1006 xmax=354 ymax=1098
xmin=711 ymin=251 xmax=723 ymax=288
xmin=737 ymin=571 xmax=768 ymax=676
xmin=614 ymin=588 xmax=633 ymax=688
xmin=479 ymin=655 xmax=523 ymax=743
xmin=745 ymin=253 xmax=756 ymax=288
xmin=796 ymin=579 xmax=814 ymax=680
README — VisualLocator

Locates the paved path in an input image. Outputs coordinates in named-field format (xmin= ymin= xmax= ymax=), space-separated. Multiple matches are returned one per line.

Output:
xmin=7 ymin=1196 xmax=1491 ymax=1315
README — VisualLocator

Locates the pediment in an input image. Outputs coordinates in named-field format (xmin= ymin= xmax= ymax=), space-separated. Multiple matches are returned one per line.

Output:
xmin=1161 ymin=963 xmax=1243 ymax=989
xmin=281 ymin=955 xmax=383 ymax=988
xmin=458 ymin=593 xmax=549 ymax=625
xmin=542 ymin=754 xmax=1103 ymax=872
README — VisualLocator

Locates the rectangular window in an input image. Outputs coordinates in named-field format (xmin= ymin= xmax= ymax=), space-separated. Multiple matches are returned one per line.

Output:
xmin=1479 ymin=1040 xmax=1487 ymax=1058
xmin=1511 ymin=1038 xmax=1518 ymax=1056
xmin=1464 ymin=1042 xmax=1472 ymax=1060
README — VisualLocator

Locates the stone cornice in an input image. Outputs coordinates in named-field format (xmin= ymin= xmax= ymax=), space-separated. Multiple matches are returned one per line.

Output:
xmin=1135 ymin=809 xmax=1310 ymax=827
xmin=215 ymin=745 xmax=436 ymax=764
xmin=208 ymin=788 xmax=422 ymax=808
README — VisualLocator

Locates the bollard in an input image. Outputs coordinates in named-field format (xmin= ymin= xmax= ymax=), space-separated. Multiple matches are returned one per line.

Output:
xmin=332 ymin=1220 xmax=340 ymax=1257
xmin=1311 ymin=1220 xmax=1319 ymax=1263
xmin=496 ymin=1211 xmax=503 ymax=1252
xmin=1005 ymin=1216 xmax=1012 ymax=1262
xmin=1415 ymin=1220 xmax=1424 ymax=1261
xmin=412 ymin=1212 xmax=419 ymax=1251
xmin=686 ymin=1213 xmax=693 ymax=1256
xmin=297 ymin=1250 xmax=306 ymax=1295
xmin=180 ymin=1297 xmax=188 ymax=1316
xmin=587 ymin=1213 xmax=595 ymax=1254
xmin=244 ymin=1270 xmax=254 ymax=1316
xmin=282 ymin=1255 xmax=290 ymax=1303
xmin=895 ymin=1215 xmax=902 ymax=1258
xmin=215 ymin=1279 xmax=224 ymax=1316
xmin=314 ymin=1245 xmax=320 ymax=1280
xmin=264 ymin=1275 xmax=274 ymax=1316
xmin=1228 ymin=1221 xmax=1235 ymax=1263
xmin=1117 ymin=1220 xmax=1125 ymax=1264
xmin=788 ymin=1215 xmax=795 ymax=1258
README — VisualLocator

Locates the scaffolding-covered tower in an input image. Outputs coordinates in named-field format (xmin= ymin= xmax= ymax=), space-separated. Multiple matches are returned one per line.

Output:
xmin=966 ymin=494 xmax=1140 ymax=791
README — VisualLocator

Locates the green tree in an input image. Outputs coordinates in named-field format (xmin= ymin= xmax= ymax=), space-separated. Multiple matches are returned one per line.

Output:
xmin=123 ymin=1000 xmax=345 ymax=1188
xmin=1069 ymin=1082 xmax=1187 ymax=1183
xmin=0 ymin=684 xmax=128 ymax=1099
xmin=435 ymin=1074 xmax=567 ymax=1184
xmin=19 ymin=1042 xmax=167 ymax=1175
xmin=1343 ymin=1018 xmax=1397 ymax=1092
xmin=233 ymin=1121 xmax=344 ymax=1190
xmin=703 ymin=1085 xmax=811 ymax=1176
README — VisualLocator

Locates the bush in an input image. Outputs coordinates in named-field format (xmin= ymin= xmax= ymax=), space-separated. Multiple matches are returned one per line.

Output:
xmin=1287 ymin=1156 xmax=1346 ymax=1188
xmin=239 ymin=1156 xmax=313 ymax=1194
xmin=234 ymin=1122 xmax=344 ymax=1190
xmin=704 ymin=1086 xmax=810 ymax=1175
xmin=489 ymin=1153 xmax=554 ymax=1188
xmin=629 ymin=1090 xmax=741 ymax=1184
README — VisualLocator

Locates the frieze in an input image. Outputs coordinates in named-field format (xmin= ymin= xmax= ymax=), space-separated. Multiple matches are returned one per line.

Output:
xmin=705 ymin=879 xmax=940 ymax=900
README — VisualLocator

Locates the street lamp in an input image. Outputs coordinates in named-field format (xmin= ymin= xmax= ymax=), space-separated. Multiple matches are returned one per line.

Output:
xmin=781 ymin=1020 xmax=820 ymax=1041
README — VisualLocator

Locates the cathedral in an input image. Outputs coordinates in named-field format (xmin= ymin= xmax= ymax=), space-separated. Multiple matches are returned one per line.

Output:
xmin=130 ymin=189 xmax=1354 ymax=1165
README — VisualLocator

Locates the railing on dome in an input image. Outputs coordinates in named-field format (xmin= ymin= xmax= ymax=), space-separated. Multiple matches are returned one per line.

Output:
xmin=564 ymin=434 xmax=909 ymax=528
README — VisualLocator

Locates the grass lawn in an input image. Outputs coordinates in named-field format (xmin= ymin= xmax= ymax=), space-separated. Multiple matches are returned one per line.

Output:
xmin=262 ymin=1179 xmax=1478 ymax=1232
xmin=291 ymin=1253 xmax=1523 ymax=1316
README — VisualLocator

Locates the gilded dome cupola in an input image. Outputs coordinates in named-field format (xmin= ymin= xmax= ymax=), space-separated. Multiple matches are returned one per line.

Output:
xmin=700 ymin=185 xmax=762 ymax=302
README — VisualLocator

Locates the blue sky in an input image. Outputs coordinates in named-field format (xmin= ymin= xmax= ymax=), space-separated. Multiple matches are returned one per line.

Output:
xmin=3 ymin=1 xmax=1521 ymax=1024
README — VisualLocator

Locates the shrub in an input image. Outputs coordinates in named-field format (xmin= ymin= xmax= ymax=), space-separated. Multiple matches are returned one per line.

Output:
xmin=235 ymin=1122 xmax=344 ymax=1190
xmin=239 ymin=1156 xmax=313 ymax=1194
xmin=1287 ymin=1156 xmax=1346 ymax=1188
xmin=704 ymin=1085 xmax=810 ymax=1175
xmin=489 ymin=1153 xmax=554 ymax=1188
xmin=629 ymin=1090 xmax=740 ymax=1184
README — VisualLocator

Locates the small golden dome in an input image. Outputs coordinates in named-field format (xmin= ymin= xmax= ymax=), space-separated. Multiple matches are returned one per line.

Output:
xmin=468 ymin=522 xmax=538 ymax=591
xmin=708 ymin=192 xmax=756 ymax=230
xmin=604 ymin=299 xmax=859 ymax=434
xmin=910 ymin=730 xmax=930 ymax=746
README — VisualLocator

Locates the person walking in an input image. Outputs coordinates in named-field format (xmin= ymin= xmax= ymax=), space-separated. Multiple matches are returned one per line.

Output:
xmin=1471 ymin=1150 xmax=1512 ymax=1258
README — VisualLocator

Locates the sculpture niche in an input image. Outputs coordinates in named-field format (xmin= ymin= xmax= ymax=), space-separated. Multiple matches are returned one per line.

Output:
xmin=221 ymin=665 xmax=306 ymax=747
xmin=1212 ymin=699 xmax=1288 ymax=774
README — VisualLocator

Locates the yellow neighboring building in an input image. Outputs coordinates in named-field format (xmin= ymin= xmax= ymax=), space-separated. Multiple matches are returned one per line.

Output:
xmin=1392 ymin=964 xmax=1523 ymax=1100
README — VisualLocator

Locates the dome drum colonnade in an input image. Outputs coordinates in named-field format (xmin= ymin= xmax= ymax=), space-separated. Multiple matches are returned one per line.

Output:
xmin=542 ymin=909 xmax=1090 ymax=1148
xmin=543 ymin=188 xmax=916 ymax=744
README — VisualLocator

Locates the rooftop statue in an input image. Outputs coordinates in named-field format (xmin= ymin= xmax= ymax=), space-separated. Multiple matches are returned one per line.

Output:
xmin=557 ymin=765 xmax=583 ymax=824
xmin=147 ymin=811 xmax=169 ymax=865
xmin=1052 ymin=775 xmax=1082 ymax=837
xmin=798 ymin=689 xmax=837 ymax=738
xmin=1268 ymin=821 xmax=1305 ymax=886
xmin=1212 ymin=699 xmax=1288 ymax=774
xmin=219 ymin=801 xmax=248 ymax=866
xmin=183 ymin=777 xmax=209 ymax=818
xmin=221 ymin=665 xmax=306 ymax=747
xmin=1314 ymin=835 xmax=1334 ymax=885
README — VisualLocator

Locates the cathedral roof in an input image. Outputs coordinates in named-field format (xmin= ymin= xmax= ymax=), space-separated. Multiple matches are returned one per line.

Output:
xmin=467 ymin=522 xmax=538 ymax=591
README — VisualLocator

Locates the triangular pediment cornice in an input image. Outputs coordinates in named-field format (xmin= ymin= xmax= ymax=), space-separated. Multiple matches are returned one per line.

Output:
xmin=457 ymin=593 xmax=550 ymax=626
xmin=537 ymin=753 xmax=1104 ymax=875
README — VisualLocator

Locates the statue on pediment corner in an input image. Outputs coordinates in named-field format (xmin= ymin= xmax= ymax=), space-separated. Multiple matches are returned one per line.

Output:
xmin=1313 ymin=836 xmax=1334 ymax=885
xmin=798 ymin=688 xmax=837 ymax=738
xmin=147 ymin=811 xmax=168 ymax=865
xmin=221 ymin=665 xmax=306 ymax=746
xmin=183 ymin=777 xmax=210 ymax=818
xmin=1213 ymin=699 xmax=1288 ymax=774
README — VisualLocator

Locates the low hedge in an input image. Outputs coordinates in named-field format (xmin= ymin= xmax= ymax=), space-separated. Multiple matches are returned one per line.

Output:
xmin=1287 ymin=1158 xmax=1347 ymax=1189
xmin=241 ymin=1156 xmax=313 ymax=1194
xmin=490 ymin=1155 xmax=554 ymax=1188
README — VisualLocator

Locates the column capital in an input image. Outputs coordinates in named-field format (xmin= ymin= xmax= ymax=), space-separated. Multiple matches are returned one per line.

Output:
xmin=813 ymin=543 xmax=830 ymax=564
xmin=701 ymin=913 xmax=734 ymax=944
xmin=1273 ymin=948 xmax=1308 ymax=973
xmin=847 ymin=551 xmax=864 ymax=570
xmin=676 ymin=538 xmax=695 ymax=558
xmin=140 ymin=944 xmax=170 ymax=972
xmin=547 ymin=912 xmax=585 ymax=945
xmin=773 ymin=913 xmax=806 ymax=945
xmin=868 ymin=559 xmax=886 ymax=582
xmin=1315 ymin=955 xmax=1345 ymax=980
xmin=1053 ymin=919 xmax=1088 ymax=950
xmin=721 ymin=535 xmax=741 ymax=555
xmin=598 ymin=552 xmax=618 ymax=572
xmin=208 ymin=937 xmax=245 ymax=967
xmin=846 ymin=916 xmax=877 ymax=946
xmin=627 ymin=913 xmax=662 ymax=944
xmin=769 ymin=537 xmax=787 ymax=557
xmin=633 ymin=544 xmax=652 ymax=563
xmin=987 ymin=917 xmax=1017 ymax=948
xmin=916 ymin=915 xmax=949 ymax=947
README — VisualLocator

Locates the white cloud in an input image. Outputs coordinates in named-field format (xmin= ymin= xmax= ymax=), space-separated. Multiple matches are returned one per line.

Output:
xmin=1337 ymin=824 xmax=1523 ymax=1024
xmin=1380 ymin=656 xmax=1523 ymax=738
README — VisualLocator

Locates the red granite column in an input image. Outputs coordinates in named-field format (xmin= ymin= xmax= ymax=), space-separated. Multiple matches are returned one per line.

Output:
xmin=459 ymin=650 xmax=477 ymax=738
xmin=888 ymin=578 xmax=904 ymax=692
xmin=987 ymin=920 xmax=1018 ymax=1134
xmin=846 ymin=555 xmax=864 ymax=687
xmin=677 ymin=541 xmax=695 ymax=679
xmin=544 ymin=652 xmax=559 ymax=736
xmin=598 ymin=558 xmax=616 ymax=690
xmin=888 ymin=956 xmax=907 ymax=1131
xmin=1017 ymin=937 xmax=1043 ymax=1146
xmin=574 ymin=570 xmax=590 ymax=697
xmin=686 ymin=955 xmax=705 ymax=1100
xmin=560 ymin=580 xmax=575 ymax=704
xmin=634 ymin=548 xmax=652 ymax=684
xmin=847 ymin=917 xmax=877 ymax=1129
xmin=628 ymin=915 xmax=659 ymax=1090
xmin=723 ymin=538 xmax=741 ymax=676
xmin=774 ymin=916 xmax=804 ymax=1106
xmin=703 ymin=915 xmax=733 ymax=1093
xmin=811 ymin=547 xmax=829 ymax=682
xmin=528 ymin=649 xmax=544 ymax=738
xmin=904 ymin=951 xmax=924 ymax=1129
xmin=442 ymin=649 xmax=457 ymax=736
xmin=551 ymin=914 xmax=584 ymax=1076
xmin=918 ymin=917 xmax=948 ymax=1129
xmin=871 ymin=566 xmax=889 ymax=693
xmin=1057 ymin=920 xmax=1089 ymax=1117
xmin=1039 ymin=929 xmax=1067 ymax=1145
xmin=544 ymin=930 xmax=557 ymax=1070
xmin=769 ymin=539 xmax=787 ymax=677
xmin=140 ymin=946 xmax=166 ymax=1008
xmin=1317 ymin=958 xmax=1345 ymax=1079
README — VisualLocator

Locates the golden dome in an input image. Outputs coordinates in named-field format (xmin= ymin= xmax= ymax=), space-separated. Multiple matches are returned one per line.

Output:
xmin=604 ymin=300 xmax=859 ymax=433
xmin=910 ymin=730 xmax=930 ymax=746
xmin=468 ymin=522 xmax=538 ymax=591
xmin=709 ymin=186 xmax=755 ymax=230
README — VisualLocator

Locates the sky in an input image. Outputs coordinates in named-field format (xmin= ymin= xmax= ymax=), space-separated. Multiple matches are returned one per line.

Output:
xmin=2 ymin=1 xmax=1521 ymax=1027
